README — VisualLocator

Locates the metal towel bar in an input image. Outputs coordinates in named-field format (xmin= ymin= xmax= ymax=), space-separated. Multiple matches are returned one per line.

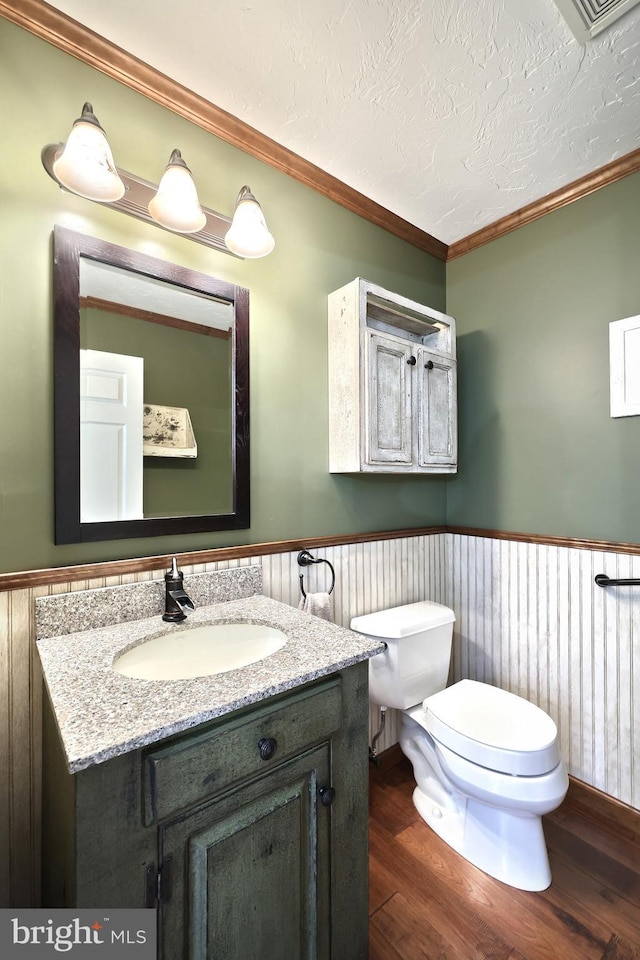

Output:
xmin=595 ymin=574 xmax=640 ymax=587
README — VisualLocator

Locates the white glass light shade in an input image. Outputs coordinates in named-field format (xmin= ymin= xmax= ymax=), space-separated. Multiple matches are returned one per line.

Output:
xmin=225 ymin=186 xmax=275 ymax=258
xmin=52 ymin=103 xmax=125 ymax=202
xmin=148 ymin=150 xmax=207 ymax=233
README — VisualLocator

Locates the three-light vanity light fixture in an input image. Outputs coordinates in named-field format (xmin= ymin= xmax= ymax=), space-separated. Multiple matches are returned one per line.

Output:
xmin=41 ymin=102 xmax=275 ymax=259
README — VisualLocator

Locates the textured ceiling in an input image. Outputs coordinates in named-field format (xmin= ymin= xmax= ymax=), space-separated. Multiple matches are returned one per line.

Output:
xmin=44 ymin=0 xmax=640 ymax=244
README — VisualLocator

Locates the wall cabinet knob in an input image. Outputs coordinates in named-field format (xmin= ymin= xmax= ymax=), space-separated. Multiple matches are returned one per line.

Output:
xmin=407 ymin=356 xmax=417 ymax=366
xmin=258 ymin=737 xmax=278 ymax=760
xmin=425 ymin=360 xmax=434 ymax=369
xmin=319 ymin=785 xmax=336 ymax=807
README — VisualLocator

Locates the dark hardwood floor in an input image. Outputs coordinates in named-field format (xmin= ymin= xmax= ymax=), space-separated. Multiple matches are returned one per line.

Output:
xmin=368 ymin=757 xmax=640 ymax=960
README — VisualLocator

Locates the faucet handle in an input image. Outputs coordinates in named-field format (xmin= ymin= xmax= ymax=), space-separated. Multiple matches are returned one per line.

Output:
xmin=168 ymin=557 xmax=180 ymax=578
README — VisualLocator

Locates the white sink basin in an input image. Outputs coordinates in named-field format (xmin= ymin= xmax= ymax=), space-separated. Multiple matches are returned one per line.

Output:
xmin=113 ymin=622 xmax=287 ymax=681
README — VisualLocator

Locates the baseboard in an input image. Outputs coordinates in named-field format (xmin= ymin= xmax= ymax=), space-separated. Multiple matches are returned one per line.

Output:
xmin=372 ymin=743 xmax=405 ymax=773
xmin=566 ymin=775 xmax=640 ymax=838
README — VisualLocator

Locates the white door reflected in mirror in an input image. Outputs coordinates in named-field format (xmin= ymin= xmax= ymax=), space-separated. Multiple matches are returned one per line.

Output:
xmin=80 ymin=349 xmax=144 ymax=522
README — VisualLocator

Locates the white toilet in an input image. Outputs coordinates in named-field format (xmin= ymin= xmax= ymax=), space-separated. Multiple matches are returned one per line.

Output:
xmin=350 ymin=600 xmax=569 ymax=891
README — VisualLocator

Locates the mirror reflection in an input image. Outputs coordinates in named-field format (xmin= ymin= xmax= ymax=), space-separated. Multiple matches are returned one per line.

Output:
xmin=54 ymin=227 xmax=250 ymax=544
xmin=79 ymin=260 xmax=234 ymax=522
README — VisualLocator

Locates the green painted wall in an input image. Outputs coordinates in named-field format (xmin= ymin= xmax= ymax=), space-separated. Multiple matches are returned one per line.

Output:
xmin=0 ymin=20 xmax=446 ymax=574
xmin=446 ymin=171 xmax=640 ymax=544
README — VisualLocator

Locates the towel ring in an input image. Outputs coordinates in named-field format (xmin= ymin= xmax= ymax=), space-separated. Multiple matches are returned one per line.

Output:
xmin=297 ymin=550 xmax=335 ymax=599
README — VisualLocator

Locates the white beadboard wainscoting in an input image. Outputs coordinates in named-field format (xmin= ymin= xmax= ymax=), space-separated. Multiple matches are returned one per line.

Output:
xmin=447 ymin=533 xmax=640 ymax=811
xmin=260 ymin=536 xmax=448 ymax=757
xmin=1 ymin=529 xmax=639 ymax=905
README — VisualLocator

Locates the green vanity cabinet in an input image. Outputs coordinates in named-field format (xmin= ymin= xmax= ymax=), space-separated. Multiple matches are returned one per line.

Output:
xmin=42 ymin=662 xmax=370 ymax=960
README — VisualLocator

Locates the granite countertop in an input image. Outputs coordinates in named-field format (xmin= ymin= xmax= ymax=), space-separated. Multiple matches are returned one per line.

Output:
xmin=37 ymin=594 xmax=384 ymax=774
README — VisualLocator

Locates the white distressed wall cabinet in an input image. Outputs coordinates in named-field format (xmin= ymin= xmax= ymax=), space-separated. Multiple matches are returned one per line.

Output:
xmin=328 ymin=278 xmax=457 ymax=473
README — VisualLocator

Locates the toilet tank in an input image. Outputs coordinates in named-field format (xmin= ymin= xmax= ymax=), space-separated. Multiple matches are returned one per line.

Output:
xmin=350 ymin=601 xmax=455 ymax=709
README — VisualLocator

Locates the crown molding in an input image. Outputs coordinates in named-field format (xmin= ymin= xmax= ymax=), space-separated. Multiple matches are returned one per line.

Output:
xmin=0 ymin=0 xmax=447 ymax=261
xmin=446 ymin=146 xmax=640 ymax=261
xmin=2 ymin=1 xmax=638 ymax=265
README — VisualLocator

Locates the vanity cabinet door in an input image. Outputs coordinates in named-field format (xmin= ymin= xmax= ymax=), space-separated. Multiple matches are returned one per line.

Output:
xmin=159 ymin=745 xmax=331 ymax=960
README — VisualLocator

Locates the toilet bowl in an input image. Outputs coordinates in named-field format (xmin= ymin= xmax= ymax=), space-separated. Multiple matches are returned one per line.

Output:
xmin=351 ymin=602 xmax=569 ymax=891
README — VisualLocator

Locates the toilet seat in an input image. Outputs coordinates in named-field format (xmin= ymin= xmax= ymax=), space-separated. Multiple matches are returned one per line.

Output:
xmin=422 ymin=679 xmax=561 ymax=775
xmin=429 ymin=734 xmax=567 ymax=808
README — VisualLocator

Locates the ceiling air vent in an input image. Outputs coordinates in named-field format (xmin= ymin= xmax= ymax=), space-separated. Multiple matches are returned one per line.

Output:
xmin=555 ymin=0 xmax=640 ymax=42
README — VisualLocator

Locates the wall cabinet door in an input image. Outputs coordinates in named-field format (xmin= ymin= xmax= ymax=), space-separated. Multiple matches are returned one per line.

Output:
xmin=366 ymin=335 xmax=457 ymax=469
xmin=159 ymin=746 xmax=331 ymax=960
xmin=366 ymin=333 xmax=413 ymax=464
xmin=417 ymin=350 xmax=457 ymax=466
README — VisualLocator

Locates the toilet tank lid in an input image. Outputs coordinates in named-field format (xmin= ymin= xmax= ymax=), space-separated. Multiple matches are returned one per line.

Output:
xmin=350 ymin=600 xmax=455 ymax=638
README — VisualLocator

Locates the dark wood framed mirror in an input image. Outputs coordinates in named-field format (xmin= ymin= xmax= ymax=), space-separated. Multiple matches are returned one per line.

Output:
xmin=53 ymin=226 xmax=249 ymax=543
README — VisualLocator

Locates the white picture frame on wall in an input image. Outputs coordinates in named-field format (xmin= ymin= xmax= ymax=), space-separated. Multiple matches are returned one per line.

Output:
xmin=609 ymin=315 xmax=640 ymax=418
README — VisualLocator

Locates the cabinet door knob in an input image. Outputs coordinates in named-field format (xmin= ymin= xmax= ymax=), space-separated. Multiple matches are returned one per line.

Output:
xmin=319 ymin=785 xmax=336 ymax=807
xmin=407 ymin=356 xmax=417 ymax=366
xmin=425 ymin=360 xmax=434 ymax=370
xmin=258 ymin=737 xmax=278 ymax=761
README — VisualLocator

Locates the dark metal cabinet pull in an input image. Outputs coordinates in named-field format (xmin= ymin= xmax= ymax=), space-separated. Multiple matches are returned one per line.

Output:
xmin=407 ymin=356 xmax=417 ymax=366
xmin=258 ymin=737 xmax=278 ymax=760
xmin=319 ymin=786 xmax=336 ymax=807
xmin=425 ymin=360 xmax=434 ymax=369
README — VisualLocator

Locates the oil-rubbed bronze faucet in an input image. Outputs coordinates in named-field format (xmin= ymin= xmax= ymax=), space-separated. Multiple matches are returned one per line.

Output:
xmin=162 ymin=557 xmax=195 ymax=623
